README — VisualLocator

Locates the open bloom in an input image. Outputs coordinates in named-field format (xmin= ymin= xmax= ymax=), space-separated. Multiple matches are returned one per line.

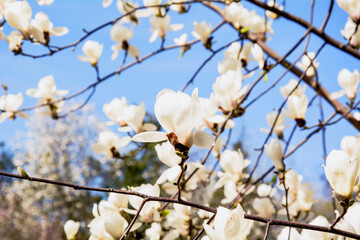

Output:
xmin=264 ymin=138 xmax=285 ymax=171
xmin=330 ymin=68 xmax=359 ymax=100
xmin=203 ymin=204 xmax=253 ymax=240
xmin=260 ymin=111 xmax=287 ymax=138
xmin=149 ymin=15 xmax=183 ymax=42
xmin=110 ymin=22 xmax=139 ymax=59
xmin=0 ymin=92 xmax=28 ymax=122
xmin=336 ymin=0 xmax=360 ymax=22
xmin=155 ymin=141 xmax=182 ymax=184
xmin=5 ymin=1 xmax=32 ymax=36
xmin=212 ymin=70 xmax=249 ymax=112
xmin=5 ymin=30 xmax=23 ymax=53
xmin=91 ymin=131 xmax=131 ymax=159
xmin=324 ymin=149 xmax=359 ymax=202
xmin=78 ymin=40 xmax=103 ymax=66
xmin=265 ymin=0 xmax=284 ymax=19
xmin=30 ymin=12 xmax=68 ymax=44
xmin=284 ymin=94 xmax=308 ymax=127
xmin=64 ymin=220 xmax=80 ymax=240
xmin=26 ymin=75 xmax=68 ymax=101
xmin=252 ymin=198 xmax=275 ymax=218
xmin=279 ymin=79 xmax=306 ymax=98
xmin=296 ymin=52 xmax=319 ymax=77
xmin=132 ymin=88 xmax=214 ymax=151
xmin=341 ymin=18 xmax=360 ymax=48
xmin=192 ymin=21 xmax=212 ymax=45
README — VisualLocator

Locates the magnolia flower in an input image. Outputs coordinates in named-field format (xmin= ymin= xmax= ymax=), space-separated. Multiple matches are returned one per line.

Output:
xmin=336 ymin=0 xmax=360 ymax=21
xmin=26 ymin=75 xmax=68 ymax=101
xmin=301 ymin=216 xmax=335 ymax=239
xmin=0 ymin=0 xmax=14 ymax=22
xmin=192 ymin=21 xmax=212 ymax=46
xmin=132 ymin=88 xmax=214 ymax=152
xmin=341 ymin=18 xmax=360 ymax=48
xmin=297 ymin=183 xmax=314 ymax=211
xmin=264 ymin=138 xmax=285 ymax=171
xmin=129 ymin=184 xmax=161 ymax=222
xmin=279 ymin=79 xmax=306 ymax=98
xmin=5 ymin=1 xmax=32 ymax=35
xmin=116 ymin=0 xmax=150 ymax=24
xmin=78 ymin=40 xmax=103 ymax=66
xmin=284 ymin=94 xmax=308 ymax=127
xmin=215 ymin=149 xmax=250 ymax=189
xmin=165 ymin=203 xmax=192 ymax=237
xmin=257 ymin=183 xmax=275 ymax=197
xmin=37 ymin=0 xmax=54 ymax=6
xmin=88 ymin=203 xmax=129 ymax=240
xmin=340 ymin=135 xmax=360 ymax=159
xmin=91 ymin=131 xmax=131 ymax=159
xmin=169 ymin=0 xmax=187 ymax=13
xmin=252 ymin=198 xmax=275 ymax=218
xmin=260 ymin=111 xmax=287 ymax=138
xmin=102 ymin=0 xmax=112 ymax=8
xmin=343 ymin=202 xmax=360 ymax=234
xmin=120 ymin=103 xmax=157 ymax=133
xmin=110 ymin=22 xmax=139 ymax=59
xmin=143 ymin=0 xmax=162 ymax=15
xmin=103 ymin=97 xmax=128 ymax=125
xmin=155 ymin=141 xmax=182 ymax=184
xmin=145 ymin=222 xmax=162 ymax=240
xmin=250 ymin=44 xmax=265 ymax=70
xmin=0 ymin=92 xmax=28 ymax=122
xmin=149 ymin=15 xmax=183 ymax=42
xmin=265 ymin=0 xmax=284 ymax=19
xmin=174 ymin=33 xmax=190 ymax=56
xmin=212 ymin=70 xmax=249 ymax=112
xmin=5 ymin=30 xmax=23 ymax=53
xmin=330 ymin=68 xmax=359 ymax=100
xmin=64 ymin=220 xmax=80 ymax=240
xmin=224 ymin=42 xmax=252 ymax=64
xmin=30 ymin=12 xmax=68 ymax=44
xmin=324 ymin=149 xmax=359 ymax=202
xmin=203 ymin=204 xmax=253 ymax=240
xmin=296 ymin=52 xmax=319 ymax=77
xmin=224 ymin=2 xmax=250 ymax=30
xmin=277 ymin=227 xmax=301 ymax=240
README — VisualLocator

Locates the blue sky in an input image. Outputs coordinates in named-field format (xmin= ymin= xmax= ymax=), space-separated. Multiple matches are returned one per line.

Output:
xmin=0 ymin=0 xmax=359 ymax=192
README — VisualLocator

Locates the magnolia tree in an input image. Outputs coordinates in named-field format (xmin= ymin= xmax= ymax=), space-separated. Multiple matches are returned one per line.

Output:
xmin=0 ymin=0 xmax=360 ymax=239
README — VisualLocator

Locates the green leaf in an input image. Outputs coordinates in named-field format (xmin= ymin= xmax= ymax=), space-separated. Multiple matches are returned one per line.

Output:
xmin=240 ymin=27 xmax=250 ymax=34
xmin=264 ymin=72 xmax=268 ymax=82
xmin=160 ymin=210 xmax=170 ymax=217
xmin=270 ymin=173 xmax=278 ymax=183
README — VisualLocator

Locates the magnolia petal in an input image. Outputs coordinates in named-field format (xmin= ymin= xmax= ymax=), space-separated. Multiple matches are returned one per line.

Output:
xmin=193 ymin=131 xmax=214 ymax=148
xmin=118 ymin=126 xmax=133 ymax=132
xmin=131 ymin=131 xmax=167 ymax=143
xmin=26 ymin=89 xmax=40 ymax=98
xmin=156 ymin=165 xmax=181 ymax=184
xmin=91 ymin=144 xmax=107 ymax=155
xmin=17 ymin=111 xmax=30 ymax=119
xmin=102 ymin=0 xmax=113 ymax=8
xmin=52 ymin=26 xmax=69 ymax=36
xmin=329 ymin=90 xmax=345 ymax=100
xmin=128 ymin=44 xmax=140 ymax=58
xmin=203 ymin=224 xmax=222 ymax=240
xmin=143 ymin=123 xmax=157 ymax=131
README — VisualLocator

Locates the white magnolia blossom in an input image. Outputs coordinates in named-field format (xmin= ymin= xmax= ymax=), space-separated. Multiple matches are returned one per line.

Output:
xmin=0 ymin=0 xmax=14 ymax=22
xmin=252 ymin=198 xmax=275 ymax=218
xmin=342 ymin=202 xmax=360 ymax=234
xmin=64 ymin=220 xmax=80 ymax=240
xmin=301 ymin=216 xmax=334 ymax=239
xmin=129 ymin=184 xmax=161 ymax=222
xmin=265 ymin=0 xmax=284 ymax=19
xmin=110 ymin=22 xmax=139 ymax=60
xmin=132 ymin=88 xmax=214 ymax=151
xmin=260 ymin=111 xmax=287 ymax=138
xmin=257 ymin=183 xmax=275 ymax=197
xmin=264 ymin=138 xmax=284 ymax=171
xmin=215 ymin=149 xmax=250 ymax=189
xmin=341 ymin=18 xmax=360 ymax=49
xmin=26 ymin=75 xmax=68 ymax=101
xmin=284 ymin=94 xmax=308 ymax=127
xmin=296 ymin=52 xmax=320 ymax=77
xmin=0 ymin=92 xmax=28 ymax=122
xmin=145 ymin=222 xmax=162 ymax=240
xmin=203 ymin=204 xmax=253 ymax=240
xmin=330 ymin=68 xmax=359 ymax=100
xmin=212 ymin=70 xmax=249 ymax=112
xmin=149 ymin=15 xmax=183 ymax=42
xmin=91 ymin=131 xmax=131 ymax=159
xmin=116 ymin=0 xmax=150 ymax=23
xmin=324 ymin=149 xmax=359 ymax=201
xmin=143 ymin=0 xmax=162 ymax=15
xmin=5 ymin=30 xmax=23 ymax=52
xmin=103 ymin=97 xmax=128 ymax=125
xmin=340 ymin=135 xmax=360 ymax=159
xmin=224 ymin=2 xmax=272 ymax=34
xmin=155 ymin=141 xmax=182 ymax=184
xmin=88 ymin=202 xmax=129 ymax=240
xmin=5 ymin=1 xmax=32 ymax=35
xmin=277 ymin=227 xmax=301 ymax=240
xmin=250 ymin=43 xmax=265 ymax=70
xmin=336 ymin=0 xmax=360 ymax=21
xmin=165 ymin=203 xmax=192 ymax=238
xmin=37 ymin=0 xmax=54 ymax=6
xmin=169 ymin=0 xmax=187 ymax=13
xmin=102 ymin=0 xmax=112 ymax=8
xmin=78 ymin=40 xmax=103 ymax=66
xmin=279 ymin=79 xmax=306 ymax=98
xmin=192 ymin=21 xmax=212 ymax=45
xmin=30 ymin=12 xmax=68 ymax=44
